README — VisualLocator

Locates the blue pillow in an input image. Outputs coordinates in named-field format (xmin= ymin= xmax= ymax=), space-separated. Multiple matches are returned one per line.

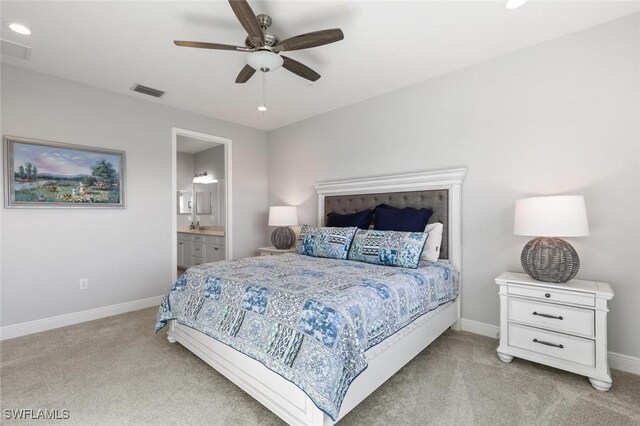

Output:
xmin=326 ymin=209 xmax=373 ymax=229
xmin=348 ymin=229 xmax=428 ymax=268
xmin=296 ymin=226 xmax=358 ymax=260
xmin=374 ymin=204 xmax=433 ymax=232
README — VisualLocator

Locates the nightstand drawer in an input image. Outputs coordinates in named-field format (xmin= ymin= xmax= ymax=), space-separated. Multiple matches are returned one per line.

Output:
xmin=508 ymin=298 xmax=594 ymax=337
xmin=508 ymin=323 xmax=595 ymax=367
xmin=508 ymin=284 xmax=595 ymax=307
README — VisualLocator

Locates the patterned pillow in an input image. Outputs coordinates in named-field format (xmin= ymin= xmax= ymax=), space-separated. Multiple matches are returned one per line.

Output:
xmin=296 ymin=226 xmax=358 ymax=260
xmin=348 ymin=229 xmax=428 ymax=269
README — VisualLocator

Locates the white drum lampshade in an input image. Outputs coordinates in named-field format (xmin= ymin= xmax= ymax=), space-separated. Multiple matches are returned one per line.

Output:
xmin=268 ymin=206 xmax=298 ymax=249
xmin=514 ymin=195 xmax=589 ymax=283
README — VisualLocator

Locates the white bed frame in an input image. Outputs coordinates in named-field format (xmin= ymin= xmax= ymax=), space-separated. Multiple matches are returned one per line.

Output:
xmin=167 ymin=168 xmax=467 ymax=425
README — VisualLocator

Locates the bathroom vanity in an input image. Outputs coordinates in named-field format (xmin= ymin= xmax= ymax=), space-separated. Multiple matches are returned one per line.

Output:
xmin=177 ymin=228 xmax=226 ymax=269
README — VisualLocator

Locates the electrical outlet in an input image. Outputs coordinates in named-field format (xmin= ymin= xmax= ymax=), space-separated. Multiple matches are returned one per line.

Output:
xmin=79 ymin=278 xmax=89 ymax=290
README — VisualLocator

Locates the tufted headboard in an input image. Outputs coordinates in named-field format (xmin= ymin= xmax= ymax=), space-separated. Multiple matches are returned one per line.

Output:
xmin=314 ymin=169 xmax=466 ymax=266
xmin=323 ymin=189 xmax=449 ymax=259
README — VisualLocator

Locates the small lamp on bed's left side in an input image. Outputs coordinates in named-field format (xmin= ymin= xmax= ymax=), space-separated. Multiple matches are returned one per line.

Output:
xmin=269 ymin=206 xmax=298 ymax=249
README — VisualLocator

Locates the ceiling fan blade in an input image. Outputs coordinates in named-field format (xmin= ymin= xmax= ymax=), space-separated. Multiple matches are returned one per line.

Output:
xmin=174 ymin=40 xmax=251 ymax=52
xmin=228 ymin=0 xmax=264 ymax=46
xmin=274 ymin=29 xmax=343 ymax=52
xmin=235 ymin=64 xmax=256 ymax=83
xmin=281 ymin=56 xmax=320 ymax=82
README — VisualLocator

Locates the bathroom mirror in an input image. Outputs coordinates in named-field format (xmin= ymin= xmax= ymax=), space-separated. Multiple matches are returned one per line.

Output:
xmin=177 ymin=190 xmax=193 ymax=214
xmin=196 ymin=190 xmax=212 ymax=215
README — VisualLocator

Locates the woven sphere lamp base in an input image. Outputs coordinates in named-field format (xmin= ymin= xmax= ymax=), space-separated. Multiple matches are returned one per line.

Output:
xmin=521 ymin=237 xmax=580 ymax=283
xmin=271 ymin=227 xmax=296 ymax=249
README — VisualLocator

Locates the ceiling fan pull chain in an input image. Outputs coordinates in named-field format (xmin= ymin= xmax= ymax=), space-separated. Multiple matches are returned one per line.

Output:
xmin=263 ymin=71 xmax=267 ymax=110
xmin=258 ymin=71 xmax=268 ymax=113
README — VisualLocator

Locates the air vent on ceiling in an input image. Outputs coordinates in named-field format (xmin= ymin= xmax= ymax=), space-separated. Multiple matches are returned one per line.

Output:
xmin=1 ymin=39 xmax=32 ymax=61
xmin=130 ymin=84 xmax=165 ymax=98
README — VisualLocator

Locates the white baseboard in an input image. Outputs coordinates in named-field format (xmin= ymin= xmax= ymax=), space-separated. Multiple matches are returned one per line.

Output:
xmin=460 ymin=318 xmax=500 ymax=339
xmin=608 ymin=351 xmax=640 ymax=376
xmin=0 ymin=295 xmax=164 ymax=341
xmin=2 ymin=303 xmax=638 ymax=376
xmin=459 ymin=317 xmax=640 ymax=376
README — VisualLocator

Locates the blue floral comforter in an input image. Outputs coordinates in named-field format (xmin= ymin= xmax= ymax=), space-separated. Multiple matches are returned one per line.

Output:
xmin=156 ymin=253 xmax=459 ymax=420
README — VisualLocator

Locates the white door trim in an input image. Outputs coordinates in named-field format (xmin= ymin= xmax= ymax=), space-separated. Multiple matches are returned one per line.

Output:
xmin=171 ymin=128 xmax=232 ymax=281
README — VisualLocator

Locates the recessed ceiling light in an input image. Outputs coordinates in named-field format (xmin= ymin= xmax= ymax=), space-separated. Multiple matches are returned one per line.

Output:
xmin=257 ymin=105 xmax=268 ymax=112
xmin=506 ymin=0 xmax=528 ymax=10
xmin=9 ymin=23 xmax=31 ymax=35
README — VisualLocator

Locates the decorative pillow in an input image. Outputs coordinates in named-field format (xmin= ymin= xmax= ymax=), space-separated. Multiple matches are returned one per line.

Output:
xmin=373 ymin=204 xmax=433 ymax=232
xmin=421 ymin=222 xmax=444 ymax=261
xmin=326 ymin=209 xmax=373 ymax=229
xmin=347 ymin=229 xmax=428 ymax=269
xmin=296 ymin=225 xmax=357 ymax=260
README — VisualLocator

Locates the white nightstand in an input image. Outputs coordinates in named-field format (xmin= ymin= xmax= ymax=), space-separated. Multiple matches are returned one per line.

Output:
xmin=258 ymin=246 xmax=295 ymax=256
xmin=496 ymin=272 xmax=614 ymax=391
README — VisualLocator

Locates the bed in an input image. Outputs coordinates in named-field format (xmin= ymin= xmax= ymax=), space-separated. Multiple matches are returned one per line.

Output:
xmin=157 ymin=168 xmax=466 ymax=425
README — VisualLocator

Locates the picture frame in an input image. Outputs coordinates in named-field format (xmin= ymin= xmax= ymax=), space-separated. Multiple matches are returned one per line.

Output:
xmin=4 ymin=136 xmax=126 ymax=208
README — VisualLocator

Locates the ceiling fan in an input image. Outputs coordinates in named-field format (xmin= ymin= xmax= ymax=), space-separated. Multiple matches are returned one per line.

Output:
xmin=174 ymin=0 xmax=344 ymax=83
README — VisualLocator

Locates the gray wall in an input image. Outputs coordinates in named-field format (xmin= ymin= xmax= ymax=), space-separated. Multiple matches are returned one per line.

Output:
xmin=176 ymin=151 xmax=195 ymax=228
xmin=176 ymin=152 xmax=196 ymax=193
xmin=194 ymin=145 xmax=226 ymax=226
xmin=1 ymin=64 xmax=269 ymax=326
xmin=267 ymin=15 xmax=640 ymax=357
xmin=195 ymin=145 xmax=225 ymax=182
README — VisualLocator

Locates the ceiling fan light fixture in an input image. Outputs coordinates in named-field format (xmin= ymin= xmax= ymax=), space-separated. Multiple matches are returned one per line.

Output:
xmin=506 ymin=0 xmax=528 ymax=9
xmin=247 ymin=50 xmax=283 ymax=72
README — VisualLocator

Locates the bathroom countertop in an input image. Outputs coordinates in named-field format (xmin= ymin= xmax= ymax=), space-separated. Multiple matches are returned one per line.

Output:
xmin=177 ymin=227 xmax=225 ymax=237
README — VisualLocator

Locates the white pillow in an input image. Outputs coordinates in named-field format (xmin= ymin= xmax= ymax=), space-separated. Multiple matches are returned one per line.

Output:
xmin=421 ymin=223 xmax=443 ymax=261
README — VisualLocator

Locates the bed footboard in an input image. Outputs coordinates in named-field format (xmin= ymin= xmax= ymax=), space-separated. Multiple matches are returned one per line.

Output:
xmin=166 ymin=299 xmax=458 ymax=425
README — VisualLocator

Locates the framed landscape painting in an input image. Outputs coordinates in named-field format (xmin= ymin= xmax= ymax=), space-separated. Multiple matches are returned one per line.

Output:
xmin=4 ymin=136 xmax=126 ymax=208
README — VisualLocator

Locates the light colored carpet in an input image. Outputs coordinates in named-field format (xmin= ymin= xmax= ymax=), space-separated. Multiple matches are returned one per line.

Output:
xmin=1 ymin=307 xmax=639 ymax=425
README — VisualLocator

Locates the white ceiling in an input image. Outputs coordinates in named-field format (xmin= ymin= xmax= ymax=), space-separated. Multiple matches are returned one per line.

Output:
xmin=177 ymin=135 xmax=222 ymax=153
xmin=2 ymin=1 xmax=639 ymax=131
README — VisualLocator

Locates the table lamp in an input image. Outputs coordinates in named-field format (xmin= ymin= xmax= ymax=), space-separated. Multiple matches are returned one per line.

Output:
xmin=269 ymin=206 xmax=298 ymax=249
xmin=514 ymin=195 xmax=589 ymax=283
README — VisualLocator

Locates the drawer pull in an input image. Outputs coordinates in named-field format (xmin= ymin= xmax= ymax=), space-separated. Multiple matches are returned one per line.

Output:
xmin=214 ymin=247 xmax=219 ymax=250
xmin=545 ymin=293 xmax=551 ymax=298
xmin=532 ymin=311 xmax=563 ymax=320
xmin=533 ymin=338 xmax=564 ymax=349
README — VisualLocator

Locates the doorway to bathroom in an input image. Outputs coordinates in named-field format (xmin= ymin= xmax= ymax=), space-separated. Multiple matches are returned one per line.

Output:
xmin=171 ymin=128 xmax=232 ymax=280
